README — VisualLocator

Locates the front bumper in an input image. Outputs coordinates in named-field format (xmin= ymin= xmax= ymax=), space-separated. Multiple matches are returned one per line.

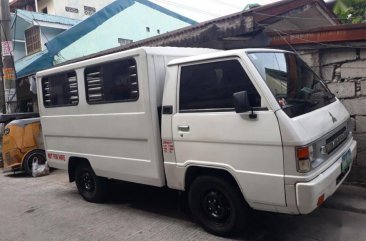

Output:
xmin=295 ymin=139 xmax=357 ymax=214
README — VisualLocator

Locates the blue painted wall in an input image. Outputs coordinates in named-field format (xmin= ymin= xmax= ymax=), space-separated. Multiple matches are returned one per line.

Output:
xmin=54 ymin=1 xmax=194 ymax=63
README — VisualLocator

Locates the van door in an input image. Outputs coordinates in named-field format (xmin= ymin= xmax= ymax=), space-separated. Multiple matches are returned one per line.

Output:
xmin=172 ymin=58 xmax=286 ymax=206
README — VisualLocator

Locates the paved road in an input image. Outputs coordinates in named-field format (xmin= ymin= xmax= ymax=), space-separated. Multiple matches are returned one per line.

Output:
xmin=1 ymin=169 xmax=366 ymax=241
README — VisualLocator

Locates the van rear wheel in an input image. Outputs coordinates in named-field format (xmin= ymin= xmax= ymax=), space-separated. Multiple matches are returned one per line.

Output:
xmin=75 ymin=164 xmax=107 ymax=203
xmin=188 ymin=176 xmax=248 ymax=237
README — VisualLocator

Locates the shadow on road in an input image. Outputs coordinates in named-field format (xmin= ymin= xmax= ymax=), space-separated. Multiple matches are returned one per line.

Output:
xmin=104 ymin=180 xmax=330 ymax=241
xmin=1 ymin=170 xmax=362 ymax=240
xmin=4 ymin=172 xmax=30 ymax=178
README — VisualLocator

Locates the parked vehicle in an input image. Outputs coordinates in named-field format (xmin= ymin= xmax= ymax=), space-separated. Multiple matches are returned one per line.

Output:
xmin=1 ymin=113 xmax=46 ymax=175
xmin=36 ymin=47 xmax=357 ymax=236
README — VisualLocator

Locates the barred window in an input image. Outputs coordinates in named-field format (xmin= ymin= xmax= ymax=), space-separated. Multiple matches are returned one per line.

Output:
xmin=84 ymin=6 xmax=96 ymax=15
xmin=42 ymin=72 xmax=79 ymax=107
xmin=84 ymin=58 xmax=138 ymax=104
xmin=65 ymin=6 xmax=79 ymax=13
xmin=25 ymin=26 xmax=41 ymax=55
xmin=118 ymin=38 xmax=133 ymax=46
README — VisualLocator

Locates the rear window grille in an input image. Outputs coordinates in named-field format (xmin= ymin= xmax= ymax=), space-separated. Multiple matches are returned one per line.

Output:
xmin=84 ymin=58 xmax=138 ymax=104
xmin=86 ymin=71 xmax=103 ymax=102
xmin=42 ymin=71 xmax=79 ymax=107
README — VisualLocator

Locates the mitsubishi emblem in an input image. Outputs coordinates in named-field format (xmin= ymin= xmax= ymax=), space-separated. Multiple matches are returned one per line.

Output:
xmin=329 ymin=112 xmax=337 ymax=123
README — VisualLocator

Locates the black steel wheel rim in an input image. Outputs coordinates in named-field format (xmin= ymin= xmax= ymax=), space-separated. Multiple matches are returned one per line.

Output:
xmin=80 ymin=171 xmax=95 ymax=192
xmin=201 ymin=189 xmax=231 ymax=224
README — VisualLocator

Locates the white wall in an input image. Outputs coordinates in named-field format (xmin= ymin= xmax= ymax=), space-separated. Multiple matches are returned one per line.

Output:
xmin=13 ymin=41 xmax=26 ymax=61
xmin=40 ymin=27 xmax=64 ymax=50
xmin=37 ymin=0 xmax=116 ymax=19
xmin=38 ymin=0 xmax=54 ymax=14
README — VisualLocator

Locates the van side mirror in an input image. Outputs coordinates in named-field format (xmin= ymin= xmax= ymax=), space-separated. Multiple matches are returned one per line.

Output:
xmin=233 ymin=91 xmax=250 ymax=113
xmin=233 ymin=91 xmax=257 ymax=119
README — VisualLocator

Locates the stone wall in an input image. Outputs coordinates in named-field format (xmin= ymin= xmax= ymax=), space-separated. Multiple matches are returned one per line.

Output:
xmin=300 ymin=48 xmax=366 ymax=184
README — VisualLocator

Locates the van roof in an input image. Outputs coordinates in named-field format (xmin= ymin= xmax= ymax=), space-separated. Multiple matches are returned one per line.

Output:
xmin=168 ymin=48 xmax=290 ymax=66
xmin=37 ymin=47 xmax=217 ymax=76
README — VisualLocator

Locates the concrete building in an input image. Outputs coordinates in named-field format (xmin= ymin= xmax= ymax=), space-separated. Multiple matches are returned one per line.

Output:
xmin=12 ymin=9 xmax=81 ymax=62
xmin=10 ymin=0 xmax=115 ymax=20
xmin=11 ymin=10 xmax=81 ymax=112
xmin=46 ymin=0 xmax=196 ymax=64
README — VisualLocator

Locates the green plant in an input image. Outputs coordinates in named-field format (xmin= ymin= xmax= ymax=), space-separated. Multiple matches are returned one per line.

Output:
xmin=333 ymin=0 xmax=366 ymax=23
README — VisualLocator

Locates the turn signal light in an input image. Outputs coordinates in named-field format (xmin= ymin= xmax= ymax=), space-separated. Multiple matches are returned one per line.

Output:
xmin=297 ymin=147 xmax=309 ymax=160
xmin=296 ymin=145 xmax=314 ymax=173
xmin=317 ymin=194 xmax=325 ymax=206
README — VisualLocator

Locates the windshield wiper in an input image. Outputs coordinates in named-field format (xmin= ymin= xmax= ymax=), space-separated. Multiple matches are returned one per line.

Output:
xmin=324 ymin=92 xmax=335 ymax=100
xmin=286 ymin=98 xmax=319 ymax=106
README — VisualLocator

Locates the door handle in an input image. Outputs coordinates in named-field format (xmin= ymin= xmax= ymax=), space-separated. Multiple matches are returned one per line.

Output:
xmin=178 ymin=125 xmax=190 ymax=132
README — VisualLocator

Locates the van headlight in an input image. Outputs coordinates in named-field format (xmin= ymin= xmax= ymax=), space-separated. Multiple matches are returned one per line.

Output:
xmin=296 ymin=145 xmax=314 ymax=173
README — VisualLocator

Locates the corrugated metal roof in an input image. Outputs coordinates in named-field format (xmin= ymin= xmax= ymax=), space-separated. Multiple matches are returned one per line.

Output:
xmin=15 ymin=50 xmax=54 ymax=78
xmin=16 ymin=9 xmax=81 ymax=26
xmin=58 ymin=0 xmax=337 ymax=66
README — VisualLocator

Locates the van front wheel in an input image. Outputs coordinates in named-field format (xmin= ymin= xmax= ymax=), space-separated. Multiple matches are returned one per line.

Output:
xmin=75 ymin=164 xmax=107 ymax=203
xmin=188 ymin=176 xmax=247 ymax=237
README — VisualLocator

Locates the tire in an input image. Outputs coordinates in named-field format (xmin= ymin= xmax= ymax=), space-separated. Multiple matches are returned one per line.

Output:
xmin=23 ymin=150 xmax=46 ymax=176
xmin=75 ymin=164 xmax=108 ymax=203
xmin=188 ymin=175 xmax=248 ymax=237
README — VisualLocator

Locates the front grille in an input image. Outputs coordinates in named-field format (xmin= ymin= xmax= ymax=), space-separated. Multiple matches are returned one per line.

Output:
xmin=325 ymin=127 xmax=348 ymax=154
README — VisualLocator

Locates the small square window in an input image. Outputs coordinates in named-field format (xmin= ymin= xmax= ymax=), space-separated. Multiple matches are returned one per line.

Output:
xmin=65 ymin=6 xmax=79 ymax=13
xmin=84 ymin=6 xmax=96 ymax=15
xmin=118 ymin=38 xmax=133 ymax=46
xmin=146 ymin=27 xmax=150 ymax=32
xmin=25 ymin=26 xmax=41 ymax=55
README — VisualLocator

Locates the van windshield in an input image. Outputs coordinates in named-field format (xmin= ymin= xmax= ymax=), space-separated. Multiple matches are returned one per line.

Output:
xmin=248 ymin=52 xmax=335 ymax=118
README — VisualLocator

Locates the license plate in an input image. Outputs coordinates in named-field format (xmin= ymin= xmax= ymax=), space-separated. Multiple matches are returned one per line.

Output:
xmin=341 ymin=150 xmax=352 ymax=173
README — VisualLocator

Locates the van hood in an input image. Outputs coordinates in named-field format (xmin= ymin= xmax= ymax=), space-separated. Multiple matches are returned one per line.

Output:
xmin=276 ymin=99 xmax=350 ymax=146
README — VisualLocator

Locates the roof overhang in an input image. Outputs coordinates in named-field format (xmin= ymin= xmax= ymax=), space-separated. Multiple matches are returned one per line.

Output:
xmin=269 ymin=23 xmax=366 ymax=47
xmin=32 ymin=20 xmax=73 ymax=30
xmin=57 ymin=0 xmax=339 ymax=66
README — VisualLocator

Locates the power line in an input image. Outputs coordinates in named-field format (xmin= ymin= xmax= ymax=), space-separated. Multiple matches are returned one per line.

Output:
xmin=252 ymin=11 xmax=363 ymax=21
xmin=211 ymin=0 xmax=244 ymax=9
xmin=151 ymin=0 xmax=221 ymax=17
xmin=272 ymin=27 xmax=301 ymax=56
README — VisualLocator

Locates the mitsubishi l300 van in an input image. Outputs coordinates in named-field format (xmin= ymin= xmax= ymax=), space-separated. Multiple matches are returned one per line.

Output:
xmin=37 ymin=47 xmax=357 ymax=236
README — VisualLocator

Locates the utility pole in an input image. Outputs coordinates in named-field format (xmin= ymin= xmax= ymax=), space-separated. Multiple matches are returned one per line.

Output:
xmin=0 ymin=0 xmax=16 ymax=113
xmin=34 ymin=0 xmax=38 ymax=12
xmin=0 ymin=34 xmax=5 ymax=114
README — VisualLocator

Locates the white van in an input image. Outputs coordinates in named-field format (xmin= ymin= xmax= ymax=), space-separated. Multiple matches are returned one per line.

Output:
xmin=37 ymin=47 xmax=357 ymax=236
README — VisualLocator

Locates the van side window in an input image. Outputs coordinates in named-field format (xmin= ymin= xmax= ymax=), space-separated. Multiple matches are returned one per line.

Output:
xmin=179 ymin=60 xmax=261 ymax=112
xmin=84 ymin=58 xmax=138 ymax=104
xmin=42 ymin=71 xmax=78 ymax=107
